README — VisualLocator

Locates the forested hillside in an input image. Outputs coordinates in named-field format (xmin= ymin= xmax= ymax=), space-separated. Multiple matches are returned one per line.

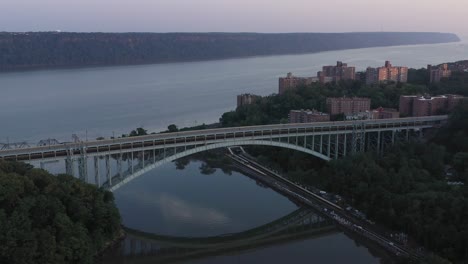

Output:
xmin=0 ymin=161 xmax=122 ymax=264
xmin=0 ymin=32 xmax=459 ymax=71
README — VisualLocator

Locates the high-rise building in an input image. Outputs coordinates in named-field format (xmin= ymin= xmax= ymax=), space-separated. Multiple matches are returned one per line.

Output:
xmin=326 ymin=97 xmax=371 ymax=115
xmin=365 ymin=67 xmax=378 ymax=85
xmin=288 ymin=109 xmax=330 ymax=123
xmin=428 ymin=64 xmax=451 ymax=83
xmin=237 ymin=93 xmax=260 ymax=107
xmin=278 ymin=72 xmax=318 ymax=94
xmin=366 ymin=61 xmax=408 ymax=84
xmin=318 ymin=61 xmax=355 ymax=83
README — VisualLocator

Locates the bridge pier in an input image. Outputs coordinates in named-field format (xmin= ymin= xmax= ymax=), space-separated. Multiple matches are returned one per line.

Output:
xmin=312 ymin=135 xmax=315 ymax=151
xmin=77 ymin=147 xmax=88 ymax=182
xmin=116 ymin=154 xmax=122 ymax=180
xmin=94 ymin=156 xmax=100 ymax=187
xmin=105 ymin=155 xmax=111 ymax=186
xmin=319 ymin=135 xmax=323 ymax=154
xmin=343 ymin=134 xmax=347 ymax=156
xmin=65 ymin=151 xmax=74 ymax=176
xmin=352 ymin=123 xmax=365 ymax=154
xmin=377 ymin=131 xmax=381 ymax=154
xmin=130 ymin=152 xmax=134 ymax=174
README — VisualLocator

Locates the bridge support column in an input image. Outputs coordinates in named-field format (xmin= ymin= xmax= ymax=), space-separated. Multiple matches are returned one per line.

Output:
xmin=343 ymin=134 xmax=347 ymax=156
xmin=319 ymin=135 xmax=323 ymax=154
xmin=77 ymin=147 xmax=88 ymax=182
xmin=142 ymin=151 xmax=145 ymax=168
xmin=335 ymin=134 xmax=339 ymax=159
xmin=327 ymin=135 xmax=331 ymax=158
xmin=352 ymin=124 xmax=365 ymax=154
xmin=377 ymin=131 xmax=381 ymax=154
xmin=106 ymin=155 xmax=111 ymax=186
xmin=130 ymin=152 xmax=134 ymax=174
xmin=65 ymin=151 xmax=74 ymax=176
xmin=117 ymin=154 xmax=122 ymax=180
xmin=312 ymin=135 xmax=315 ymax=151
xmin=130 ymin=239 xmax=136 ymax=256
xmin=94 ymin=156 xmax=100 ymax=187
xmin=78 ymin=156 xmax=88 ymax=182
xmin=361 ymin=132 xmax=366 ymax=152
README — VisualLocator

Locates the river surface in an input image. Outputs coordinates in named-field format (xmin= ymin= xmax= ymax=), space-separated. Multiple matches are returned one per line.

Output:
xmin=2 ymin=41 xmax=467 ymax=263
xmin=101 ymin=159 xmax=385 ymax=263
xmin=0 ymin=41 xmax=467 ymax=143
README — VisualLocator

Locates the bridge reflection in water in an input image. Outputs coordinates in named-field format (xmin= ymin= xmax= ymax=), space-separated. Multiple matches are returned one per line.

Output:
xmin=101 ymin=207 xmax=336 ymax=263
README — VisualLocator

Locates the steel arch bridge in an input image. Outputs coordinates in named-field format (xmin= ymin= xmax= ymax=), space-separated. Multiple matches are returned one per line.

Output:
xmin=0 ymin=116 xmax=447 ymax=191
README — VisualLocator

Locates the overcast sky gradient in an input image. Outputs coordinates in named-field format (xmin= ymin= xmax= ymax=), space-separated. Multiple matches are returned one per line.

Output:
xmin=1 ymin=0 xmax=467 ymax=36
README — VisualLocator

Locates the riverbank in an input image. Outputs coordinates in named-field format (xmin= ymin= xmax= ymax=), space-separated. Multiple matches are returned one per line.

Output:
xmin=0 ymin=32 xmax=459 ymax=72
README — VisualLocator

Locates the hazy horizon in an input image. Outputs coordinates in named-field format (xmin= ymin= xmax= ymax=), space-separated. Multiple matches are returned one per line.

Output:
xmin=1 ymin=0 xmax=467 ymax=36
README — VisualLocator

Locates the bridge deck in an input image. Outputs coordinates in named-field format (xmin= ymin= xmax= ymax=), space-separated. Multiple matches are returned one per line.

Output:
xmin=0 ymin=116 xmax=447 ymax=162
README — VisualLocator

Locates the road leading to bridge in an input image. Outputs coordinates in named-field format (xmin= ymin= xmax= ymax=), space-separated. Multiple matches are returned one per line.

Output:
xmin=227 ymin=151 xmax=421 ymax=261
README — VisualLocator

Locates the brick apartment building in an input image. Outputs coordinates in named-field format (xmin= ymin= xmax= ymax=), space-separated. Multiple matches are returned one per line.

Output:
xmin=278 ymin=72 xmax=318 ymax=94
xmin=288 ymin=109 xmax=330 ymax=123
xmin=371 ymin=107 xmax=399 ymax=119
xmin=237 ymin=93 xmax=260 ymax=107
xmin=366 ymin=61 xmax=408 ymax=84
xmin=399 ymin=94 xmax=465 ymax=117
xmin=318 ymin=61 xmax=355 ymax=83
xmin=428 ymin=64 xmax=451 ymax=83
xmin=326 ymin=97 xmax=371 ymax=115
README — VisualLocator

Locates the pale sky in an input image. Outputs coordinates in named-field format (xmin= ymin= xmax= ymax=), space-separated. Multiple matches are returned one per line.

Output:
xmin=1 ymin=0 xmax=467 ymax=36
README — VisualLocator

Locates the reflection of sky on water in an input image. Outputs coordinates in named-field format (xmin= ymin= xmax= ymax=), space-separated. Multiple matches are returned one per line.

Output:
xmin=157 ymin=193 xmax=230 ymax=225
xmin=120 ymin=190 xmax=230 ymax=227
xmin=190 ymin=233 xmax=381 ymax=264
xmin=112 ymin=160 xmax=299 ymax=237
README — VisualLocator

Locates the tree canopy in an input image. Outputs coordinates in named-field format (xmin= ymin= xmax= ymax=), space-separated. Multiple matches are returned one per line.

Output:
xmin=0 ymin=161 xmax=121 ymax=264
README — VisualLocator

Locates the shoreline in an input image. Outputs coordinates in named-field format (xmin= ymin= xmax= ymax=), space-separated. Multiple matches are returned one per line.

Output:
xmin=0 ymin=40 xmax=461 ymax=74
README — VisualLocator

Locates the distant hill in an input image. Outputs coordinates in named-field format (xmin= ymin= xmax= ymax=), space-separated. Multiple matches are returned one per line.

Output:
xmin=0 ymin=32 xmax=460 ymax=71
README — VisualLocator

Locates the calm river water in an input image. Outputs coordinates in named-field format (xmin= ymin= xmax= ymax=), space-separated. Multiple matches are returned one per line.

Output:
xmin=2 ymin=41 xmax=467 ymax=263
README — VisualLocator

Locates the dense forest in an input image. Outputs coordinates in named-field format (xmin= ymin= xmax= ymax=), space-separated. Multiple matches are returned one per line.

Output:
xmin=0 ymin=32 xmax=459 ymax=71
xmin=314 ymin=103 xmax=468 ymax=263
xmin=0 ymin=162 xmax=122 ymax=264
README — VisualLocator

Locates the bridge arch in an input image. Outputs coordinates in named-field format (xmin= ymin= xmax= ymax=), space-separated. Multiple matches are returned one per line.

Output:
xmin=109 ymin=139 xmax=330 ymax=192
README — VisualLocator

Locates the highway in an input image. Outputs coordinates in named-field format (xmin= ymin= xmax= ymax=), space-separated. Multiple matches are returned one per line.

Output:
xmin=227 ymin=150 xmax=421 ymax=261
